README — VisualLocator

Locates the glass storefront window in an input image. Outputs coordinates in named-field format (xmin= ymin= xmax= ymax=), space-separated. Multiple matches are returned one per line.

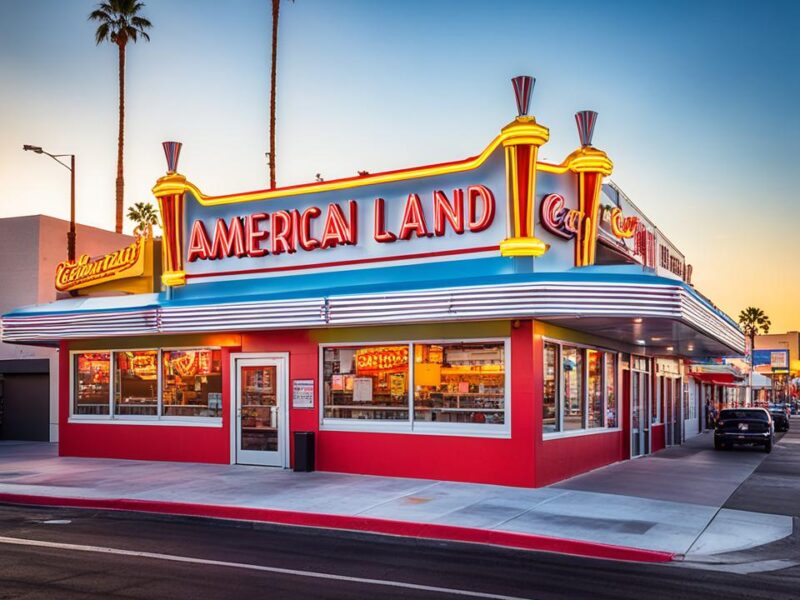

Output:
xmin=543 ymin=341 xmax=619 ymax=437
xmin=543 ymin=343 xmax=559 ymax=433
xmin=413 ymin=342 xmax=505 ymax=425
xmin=605 ymin=352 xmax=617 ymax=427
xmin=322 ymin=345 xmax=409 ymax=420
xmin=587 ymin=350 xmax=603 ymax=428
xmin=114 ymin=350 xmax=158 ymax=416
xmin=74 ymin=353 xmax=111 ymax=415
xmin=162 ymin=349 xmax=222 ymax=417
xmin=562 ymin=347 xmax=583 ymax=430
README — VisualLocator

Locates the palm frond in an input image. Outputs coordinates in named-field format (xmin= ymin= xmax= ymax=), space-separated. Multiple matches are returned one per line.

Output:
xmin=94 ymin=22 xmax=111 ymax=44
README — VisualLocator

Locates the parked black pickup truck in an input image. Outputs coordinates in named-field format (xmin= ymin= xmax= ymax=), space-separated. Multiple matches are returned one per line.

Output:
xmin=714 ymin=408 xmax=774 ymax=452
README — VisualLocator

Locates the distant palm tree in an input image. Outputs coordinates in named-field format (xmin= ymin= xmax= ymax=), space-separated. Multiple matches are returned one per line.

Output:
xmin=126 ymin=201 xmax=160 ymax=238
xmin=739 ymin=306 xmax=771 ymax=359
xmin=89 ymin=0 xmax=153 ymax=234
xmin=269 ymin=0 xmax=293 ymax=189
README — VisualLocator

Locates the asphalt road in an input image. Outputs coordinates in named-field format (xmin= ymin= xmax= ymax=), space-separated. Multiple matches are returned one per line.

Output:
xmin=0 ymin=503 xmax=799 ymax=600
xmin=725 ymin=423 xmax=800 ymax=516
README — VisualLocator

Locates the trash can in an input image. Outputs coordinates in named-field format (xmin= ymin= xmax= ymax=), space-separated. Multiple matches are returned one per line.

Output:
xmin=293 ymin=431 xmax=315 ymax=472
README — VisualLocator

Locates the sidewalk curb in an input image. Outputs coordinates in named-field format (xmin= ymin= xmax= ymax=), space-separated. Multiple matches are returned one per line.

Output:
xmin=0 ymin=492 xmax=674 ymax=563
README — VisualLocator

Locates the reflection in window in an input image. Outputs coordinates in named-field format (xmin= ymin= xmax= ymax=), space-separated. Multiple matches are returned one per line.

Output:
xmin=543 ymin=343 xmax=559 ymax=433
xmin=74 ymin=353 xmax=111 ymax=415
xmin=322 ymin=345 xmax=409 ymax=420
xmin=562 ymin=347 xmax=583 ymax=430
xmin=543 ymin=342 xmax=619 ymax=436
xmin=114 ymin=350 xmax=158 ymax=416
xmin=413 ymin=343 xmax=505 ymax=425
xmin=587 ymin=350 xmax=603 ymax=428
xmin=605 ymin=352 xmax=617 ymax=427
xmin=162 ymin=349 xmax=222 ymax=417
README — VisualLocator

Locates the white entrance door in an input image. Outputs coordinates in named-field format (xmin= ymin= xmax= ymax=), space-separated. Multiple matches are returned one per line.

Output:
xmin=234 ymin=355 xmax=288 ymax=467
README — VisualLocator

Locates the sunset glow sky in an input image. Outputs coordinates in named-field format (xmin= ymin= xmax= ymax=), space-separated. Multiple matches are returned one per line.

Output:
xmin=0 ymin=0 xmax=797 ymax=330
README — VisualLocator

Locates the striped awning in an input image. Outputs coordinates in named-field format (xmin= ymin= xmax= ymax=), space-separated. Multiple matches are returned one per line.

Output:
xmin=1 ymin=278 xmax=745 ymax=356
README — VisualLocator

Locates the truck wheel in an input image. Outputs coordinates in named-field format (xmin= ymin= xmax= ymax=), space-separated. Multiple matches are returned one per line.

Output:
xmin=714 ymin=439 xmax=723 ymax=450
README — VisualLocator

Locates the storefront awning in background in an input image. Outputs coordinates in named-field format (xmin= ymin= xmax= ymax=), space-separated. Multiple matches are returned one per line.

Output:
xmin=690 ymin=363 xmax=746 ymax=386
xmin=691 ymin=372 xmax=738 ymax=385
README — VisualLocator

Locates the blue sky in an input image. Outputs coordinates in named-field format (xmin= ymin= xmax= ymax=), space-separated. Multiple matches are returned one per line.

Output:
xmin=0 ymin=0 xmax=798 ymax=328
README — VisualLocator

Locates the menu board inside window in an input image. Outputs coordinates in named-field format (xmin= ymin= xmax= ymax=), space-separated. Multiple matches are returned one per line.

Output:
xmin=323 ymin=345 xmax=409 ymax=420
xmin=74 ymin=353 xmax=111 ymax=415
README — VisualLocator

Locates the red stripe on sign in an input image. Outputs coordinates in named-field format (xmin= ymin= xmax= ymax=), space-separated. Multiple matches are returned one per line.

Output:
xmin=184 ymin=245 xmax=501 ymax=280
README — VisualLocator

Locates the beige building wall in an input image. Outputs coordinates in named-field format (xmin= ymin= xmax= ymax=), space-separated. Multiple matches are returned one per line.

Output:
xmin=754 ymin=331 xmax=800 ymax=363
xmin=0 ymin=215 xmax=133 ymax=441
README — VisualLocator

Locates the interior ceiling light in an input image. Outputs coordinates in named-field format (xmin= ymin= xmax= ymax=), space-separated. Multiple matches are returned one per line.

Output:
xmin=633 ymin=318 xmax=643 ymax=324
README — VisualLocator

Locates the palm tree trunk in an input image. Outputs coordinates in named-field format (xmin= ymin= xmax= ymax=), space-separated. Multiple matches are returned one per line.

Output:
xmin=269 ymin=0 xmax=279 ymax=189
xmin=116 ymin=41 xmax=126 ymax=233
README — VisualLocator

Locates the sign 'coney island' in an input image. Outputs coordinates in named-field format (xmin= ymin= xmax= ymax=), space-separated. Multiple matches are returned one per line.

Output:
xmin=152 ymin=77 xmax=615 ymax=287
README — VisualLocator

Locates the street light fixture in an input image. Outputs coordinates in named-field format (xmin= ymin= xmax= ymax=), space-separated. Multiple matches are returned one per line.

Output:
xmin=22 ymin=144 xmax=76 ymax=262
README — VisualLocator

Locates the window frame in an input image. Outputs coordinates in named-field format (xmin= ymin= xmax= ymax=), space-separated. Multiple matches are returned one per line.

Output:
xmin=318 ymin=337 xmax=511 ymax=438
xmin=69 ymin=347 xmax=223 ymax=427
xmin=542 ymin=337 xmax=621 ymax=440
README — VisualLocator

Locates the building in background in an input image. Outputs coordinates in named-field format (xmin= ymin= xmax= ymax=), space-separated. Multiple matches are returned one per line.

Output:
xmin=0 ymin=216 xmax=132 ymax=441
xmin=753 ymin=331 xmax=800 ymax=406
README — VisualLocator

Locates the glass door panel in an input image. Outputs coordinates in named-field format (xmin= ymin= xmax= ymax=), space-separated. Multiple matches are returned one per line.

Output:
xmin=241 ymin=366 xmax=277 ymax=452
xmin=236 ymin=359 xmax=285 ymax=467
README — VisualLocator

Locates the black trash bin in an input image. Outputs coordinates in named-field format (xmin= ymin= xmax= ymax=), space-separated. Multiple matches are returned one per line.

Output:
xmin=293 ymin=431 xmax=315 ymax=472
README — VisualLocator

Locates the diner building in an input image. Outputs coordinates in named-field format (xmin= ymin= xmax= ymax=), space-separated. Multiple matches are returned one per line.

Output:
xmin=1 ymin=78 xmax=744 ymax=487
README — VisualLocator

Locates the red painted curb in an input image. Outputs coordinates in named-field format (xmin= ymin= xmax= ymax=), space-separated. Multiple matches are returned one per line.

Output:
xmin=0 ymin=492 xmax=674 ymax=563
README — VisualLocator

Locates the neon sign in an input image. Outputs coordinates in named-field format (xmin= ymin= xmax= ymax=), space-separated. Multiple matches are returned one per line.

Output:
xmin=55 ymin=239 xmax=145 ymax=292
xmin=186 ymin=186 xmax=496 ymax=262
xmin=540 ymin=193 xmax=582 ymax=240
xmin=610 ymin=207 xmax=637 ymax=239
xmin=355 ymin=346 xmax=409 ymax=371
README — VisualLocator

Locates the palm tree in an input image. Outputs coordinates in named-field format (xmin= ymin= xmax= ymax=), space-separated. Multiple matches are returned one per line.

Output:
xmin=739 ymin=306 xmax=771 ymax=358
xmin=89 ymin=1 xmax=153 ymax=234
xmin=269 ymin=0 xmax=293 ymax=189
xmin=126 ymin=201 xmax=160 ymax=238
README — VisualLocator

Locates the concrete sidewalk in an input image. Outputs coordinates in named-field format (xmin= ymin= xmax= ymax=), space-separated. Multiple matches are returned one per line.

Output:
xmin=0 ymin=432 xmax=792 ymax=561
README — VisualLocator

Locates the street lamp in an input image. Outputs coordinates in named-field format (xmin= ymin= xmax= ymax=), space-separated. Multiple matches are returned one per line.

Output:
xmin=22 ymin=145 xmax=76 ymax=262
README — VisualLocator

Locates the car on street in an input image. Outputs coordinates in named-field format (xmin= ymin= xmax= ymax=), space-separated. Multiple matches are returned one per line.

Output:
xmin=771 ymin=410 xmax=791 ymax=432
xmin=714 ymin=408 xmax=774 ymax=452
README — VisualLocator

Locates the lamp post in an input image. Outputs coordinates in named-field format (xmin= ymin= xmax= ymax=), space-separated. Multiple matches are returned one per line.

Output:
xmin=23 ymin=145 xmax=76 ymax=262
